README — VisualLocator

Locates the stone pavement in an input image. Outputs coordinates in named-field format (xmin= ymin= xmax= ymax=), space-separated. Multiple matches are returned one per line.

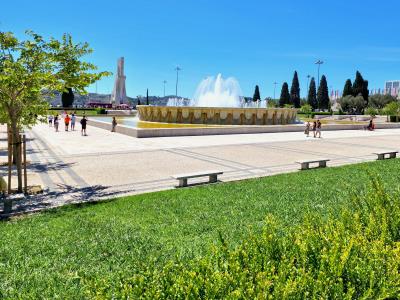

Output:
xmin=1 ymin=122 xmax=400 ymax=215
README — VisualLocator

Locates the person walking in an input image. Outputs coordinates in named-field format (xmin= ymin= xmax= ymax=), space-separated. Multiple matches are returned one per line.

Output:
xmin=111 ymin=117 xmax=117 ymax=132
xmin=304 ymin=121 xmax=310 ymax=137
xmin=312 ymin=121 xmax=317 ymax=138
xmin=48 ymin=115 xmax=53 ymax=127
xmin=64 ymin=114 xmax=70 ymax=131
xmin=316 ymin=119 xmax=322 ymax=138
xmin=80 ymin=116 xmax=87 ymax=136
xmin=71 ymin=113 xmax=76 ymax=131
xmin=54 ymin=115 xmax=59 ymax=132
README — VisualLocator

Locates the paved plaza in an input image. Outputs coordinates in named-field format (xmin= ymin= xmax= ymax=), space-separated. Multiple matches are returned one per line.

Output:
xmin=1 ymin=123 xmax=400 ymax=214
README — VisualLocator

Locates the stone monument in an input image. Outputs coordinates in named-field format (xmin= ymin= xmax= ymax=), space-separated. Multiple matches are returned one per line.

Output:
xmin=111 ymin=57 xmax=127 ymax=105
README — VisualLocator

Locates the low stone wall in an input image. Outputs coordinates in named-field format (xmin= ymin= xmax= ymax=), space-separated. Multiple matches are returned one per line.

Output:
xmin=79 ymin=116 xmax=400 ymax=138
xmin=137 ymin=105 xmax=297 ymax=125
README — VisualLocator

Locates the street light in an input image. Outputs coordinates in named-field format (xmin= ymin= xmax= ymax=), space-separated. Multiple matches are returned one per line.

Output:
xmin=273 ymin=82 xmax=278 ymax=100
xmin=162 ymin=80 xmax=167 ymax=97
xmin=175 ymin=66 xmax=181 ymax=97
xmin=315 ymin=60 xmax=324 ymax=90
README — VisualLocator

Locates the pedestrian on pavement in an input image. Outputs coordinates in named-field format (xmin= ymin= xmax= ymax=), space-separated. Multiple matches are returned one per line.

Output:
xmin=312 ymin=121 xmax=317 ymax=138
xmin=54 ymin=115 xmax=59 ymax=132
xmin=316 ymin=119 xmax=322 ymax=138
xmin=71 ymin=113 xmax=76 ymax=131
xmin=304 ymin=121 xmax=310 ymax=137
xmin=80 ymin=116 xmax=87 ymax=136
xmin=111 ymin=117 xmax=117 ymax=132
xmin=64 ymin=114 xmax=70 ymax=131
xmin=48 ymin=115 xmax=53 ymax=127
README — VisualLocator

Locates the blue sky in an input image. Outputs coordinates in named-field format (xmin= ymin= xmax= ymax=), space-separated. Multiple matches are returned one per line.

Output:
xmin=2 ymin=0 xmax=400 ymax=98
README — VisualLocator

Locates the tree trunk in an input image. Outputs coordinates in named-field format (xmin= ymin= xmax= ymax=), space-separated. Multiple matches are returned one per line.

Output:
xmin=10 ymin=121 xmax=23 ymax=193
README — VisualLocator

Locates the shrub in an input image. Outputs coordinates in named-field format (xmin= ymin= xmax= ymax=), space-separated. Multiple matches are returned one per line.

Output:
xmin=95 ymin=107 xmax=107 ymax=115
xmin=365 ymin=106 xmax=378 ymax=117
xmin=86 ymin=178 xmax=400 ymax=299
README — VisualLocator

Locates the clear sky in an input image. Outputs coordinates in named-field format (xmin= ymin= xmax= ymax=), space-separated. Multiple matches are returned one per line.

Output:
xmin=2 ymin=0 xmax=400 ymax=99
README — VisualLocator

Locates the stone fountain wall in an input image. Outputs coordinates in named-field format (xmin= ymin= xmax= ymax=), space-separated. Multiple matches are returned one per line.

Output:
xmin=137 ymin=106 xmax=297 ymax=125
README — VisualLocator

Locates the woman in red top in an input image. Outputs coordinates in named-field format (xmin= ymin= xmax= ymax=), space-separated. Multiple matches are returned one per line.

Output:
xmin=64 ymin=114 xmax=70 ymax=131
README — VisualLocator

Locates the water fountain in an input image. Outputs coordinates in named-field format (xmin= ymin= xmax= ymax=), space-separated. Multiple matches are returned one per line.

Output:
xmin=138 ymin=74 xmax=297 ymax=126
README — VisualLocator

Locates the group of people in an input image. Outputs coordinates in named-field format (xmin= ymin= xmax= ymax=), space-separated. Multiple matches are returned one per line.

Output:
xmin=304 ymin=120 xmax=322 ymax=138
xmin=48 ymin=112 xmax=88 ymax=136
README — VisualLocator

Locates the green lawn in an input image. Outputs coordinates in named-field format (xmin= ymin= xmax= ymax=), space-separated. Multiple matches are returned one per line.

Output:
xmin=1 ymin=159 xmax=400 ymax=298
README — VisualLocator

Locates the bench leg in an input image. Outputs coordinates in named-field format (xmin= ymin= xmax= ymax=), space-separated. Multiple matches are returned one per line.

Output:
xmin=377 ymin=154 xmax=384 ymax=160
xmin=209 ymin=174 xmax=218 ymax=183
xmin=390 ymin=153 xmax=397 ymax=159
xmin=319 ymin=161 xmax=327 ymax=168
xmin=178 ymin=178 xmax=188 ymax=187
xmin=300 ymin=163 xmax=309 ymax=170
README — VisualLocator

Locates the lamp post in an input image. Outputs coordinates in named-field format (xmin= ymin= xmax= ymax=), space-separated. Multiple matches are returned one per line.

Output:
xmin=175 ymin=66 xmax=181 ymax=98
xmin=315 ymin=60 xmax=324 ymax=90
xmin=163 ymin=80 xmax=167 ymax=97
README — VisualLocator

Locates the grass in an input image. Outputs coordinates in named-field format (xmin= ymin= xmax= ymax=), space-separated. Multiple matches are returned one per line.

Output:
xmin=48 ymin=109 xmax=99 ymax=116
xmin=1 ymin=159 xmax=400 ymax=298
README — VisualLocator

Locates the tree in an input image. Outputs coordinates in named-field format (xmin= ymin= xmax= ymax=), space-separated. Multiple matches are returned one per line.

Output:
xmin=317 ymin=75 xmax=329 ymax=110
xmin=279 ymin=82 xmax=290 ymax=107
xmin=290 ymin=71 xmax=300 ymax=108
xmin=351 ymin=71 xmax=369 ymax=103
xmin=382 ymin=101 xmax=400 ymax=122
xmin=0 ymin=30 xmax=110 ymax=192
xmin=343 ymin=79 xmax=353 ymax=97
xmin=61 ymin=88 xmax=74 ymax=107
xmin=338 ymin=95 xmax=366 ymax=114
xmin=368 ymin=94 xmax=396 ymax=109
xmin=252 ymin=85 xmax=261 ymax=102
xmin=307 ymin=77 xmax=317 ymax=110
xmin=146 ymin=89 xmax=149 ymax=105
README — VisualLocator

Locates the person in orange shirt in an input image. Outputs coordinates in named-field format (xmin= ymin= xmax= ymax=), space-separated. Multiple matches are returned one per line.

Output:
xmin=64 ymin=114 xmax=71 ymax=131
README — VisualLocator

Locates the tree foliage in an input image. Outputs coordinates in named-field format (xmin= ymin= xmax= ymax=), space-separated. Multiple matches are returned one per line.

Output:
xmin=317 ymin=75 xmax=329 ymax=110
xmin=252 ymin=85 xmax=261 ymax=102
xmin=279 ymin=82 xmax=290 ymax=107
xmin=290 ymin=71 xmax=300 ymax=108
xmin=368 ymin=94 xmax=396 ymax=109
xmin=307 ymin=77 xmax=317 ymax=110
xmin=0 ymin=30 xmax=110 ymax=191
xmin=352 ymin=71 xmax=369 ymax=103
xmin=339 ymin=95 xmax=366 ymax=114
xmin=342 ymin=79 xmax=353 ymax=97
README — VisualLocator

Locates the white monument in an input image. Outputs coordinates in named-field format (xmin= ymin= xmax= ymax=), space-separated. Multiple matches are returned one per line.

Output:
xmin=111 ymin=57 xmax=127 ymax=105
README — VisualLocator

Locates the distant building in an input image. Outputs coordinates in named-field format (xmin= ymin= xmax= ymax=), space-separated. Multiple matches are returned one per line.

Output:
xmin=385 ymin=80 xmax=400 ymax=96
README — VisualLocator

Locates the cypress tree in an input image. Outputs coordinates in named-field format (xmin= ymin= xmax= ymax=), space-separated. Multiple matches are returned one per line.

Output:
xmin=252 ymin=85 xmax=261 ymax=102
xmin=307 ymin=77 xmax=317 ymax=110
xmin=290 ymin=71 xmax=301 ymax=108
xmin=352 ymin=71 xmax=364 ymax=97
xmin=279 ymin=82 xmax=290 ymax=107
xmin=343 ymin=79 xmax=353 ymax=97
xmin=146 ymin=89 xmax=149 ymax=105
xmin=61 ymin=88 xmax=74 ymax=107
xmin=317 ymin=75 xmax=329 ymax=110
xmin=362 ymin=80 xmax=369 ymax=104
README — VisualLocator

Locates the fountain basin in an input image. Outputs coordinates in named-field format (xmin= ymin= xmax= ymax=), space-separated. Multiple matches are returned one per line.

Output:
xmin=137 ymin=106 xmax=297 ymax=126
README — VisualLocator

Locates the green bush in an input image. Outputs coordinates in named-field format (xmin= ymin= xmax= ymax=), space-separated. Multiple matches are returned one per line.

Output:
xmin=86 ymin=177 xmax=400 ymax=299
xmin=95 ymin=107 xmax=107 ymax=115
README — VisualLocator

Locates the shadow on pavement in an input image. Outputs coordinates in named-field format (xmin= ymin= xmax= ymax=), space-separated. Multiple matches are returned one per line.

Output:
xmin=1 ymin=184 xmax=133 ymax=219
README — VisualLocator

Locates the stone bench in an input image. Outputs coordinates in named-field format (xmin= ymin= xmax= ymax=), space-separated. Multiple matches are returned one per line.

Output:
xmin=172 ymin=171 xmax=223 ymax=187
xmin=296 ymin=159 xmax=330 ymax=170
xmin=373 ymin=151 xmax=398 ymax=160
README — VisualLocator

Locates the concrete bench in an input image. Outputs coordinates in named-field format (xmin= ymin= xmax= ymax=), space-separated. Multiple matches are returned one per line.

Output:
xmin=296 ymin=159 xmax=330 ymax=170
xmin=373 ymin=151 xmax=398 ymax=160
xmin=172 ymin=170 xmax=223 ymax=187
